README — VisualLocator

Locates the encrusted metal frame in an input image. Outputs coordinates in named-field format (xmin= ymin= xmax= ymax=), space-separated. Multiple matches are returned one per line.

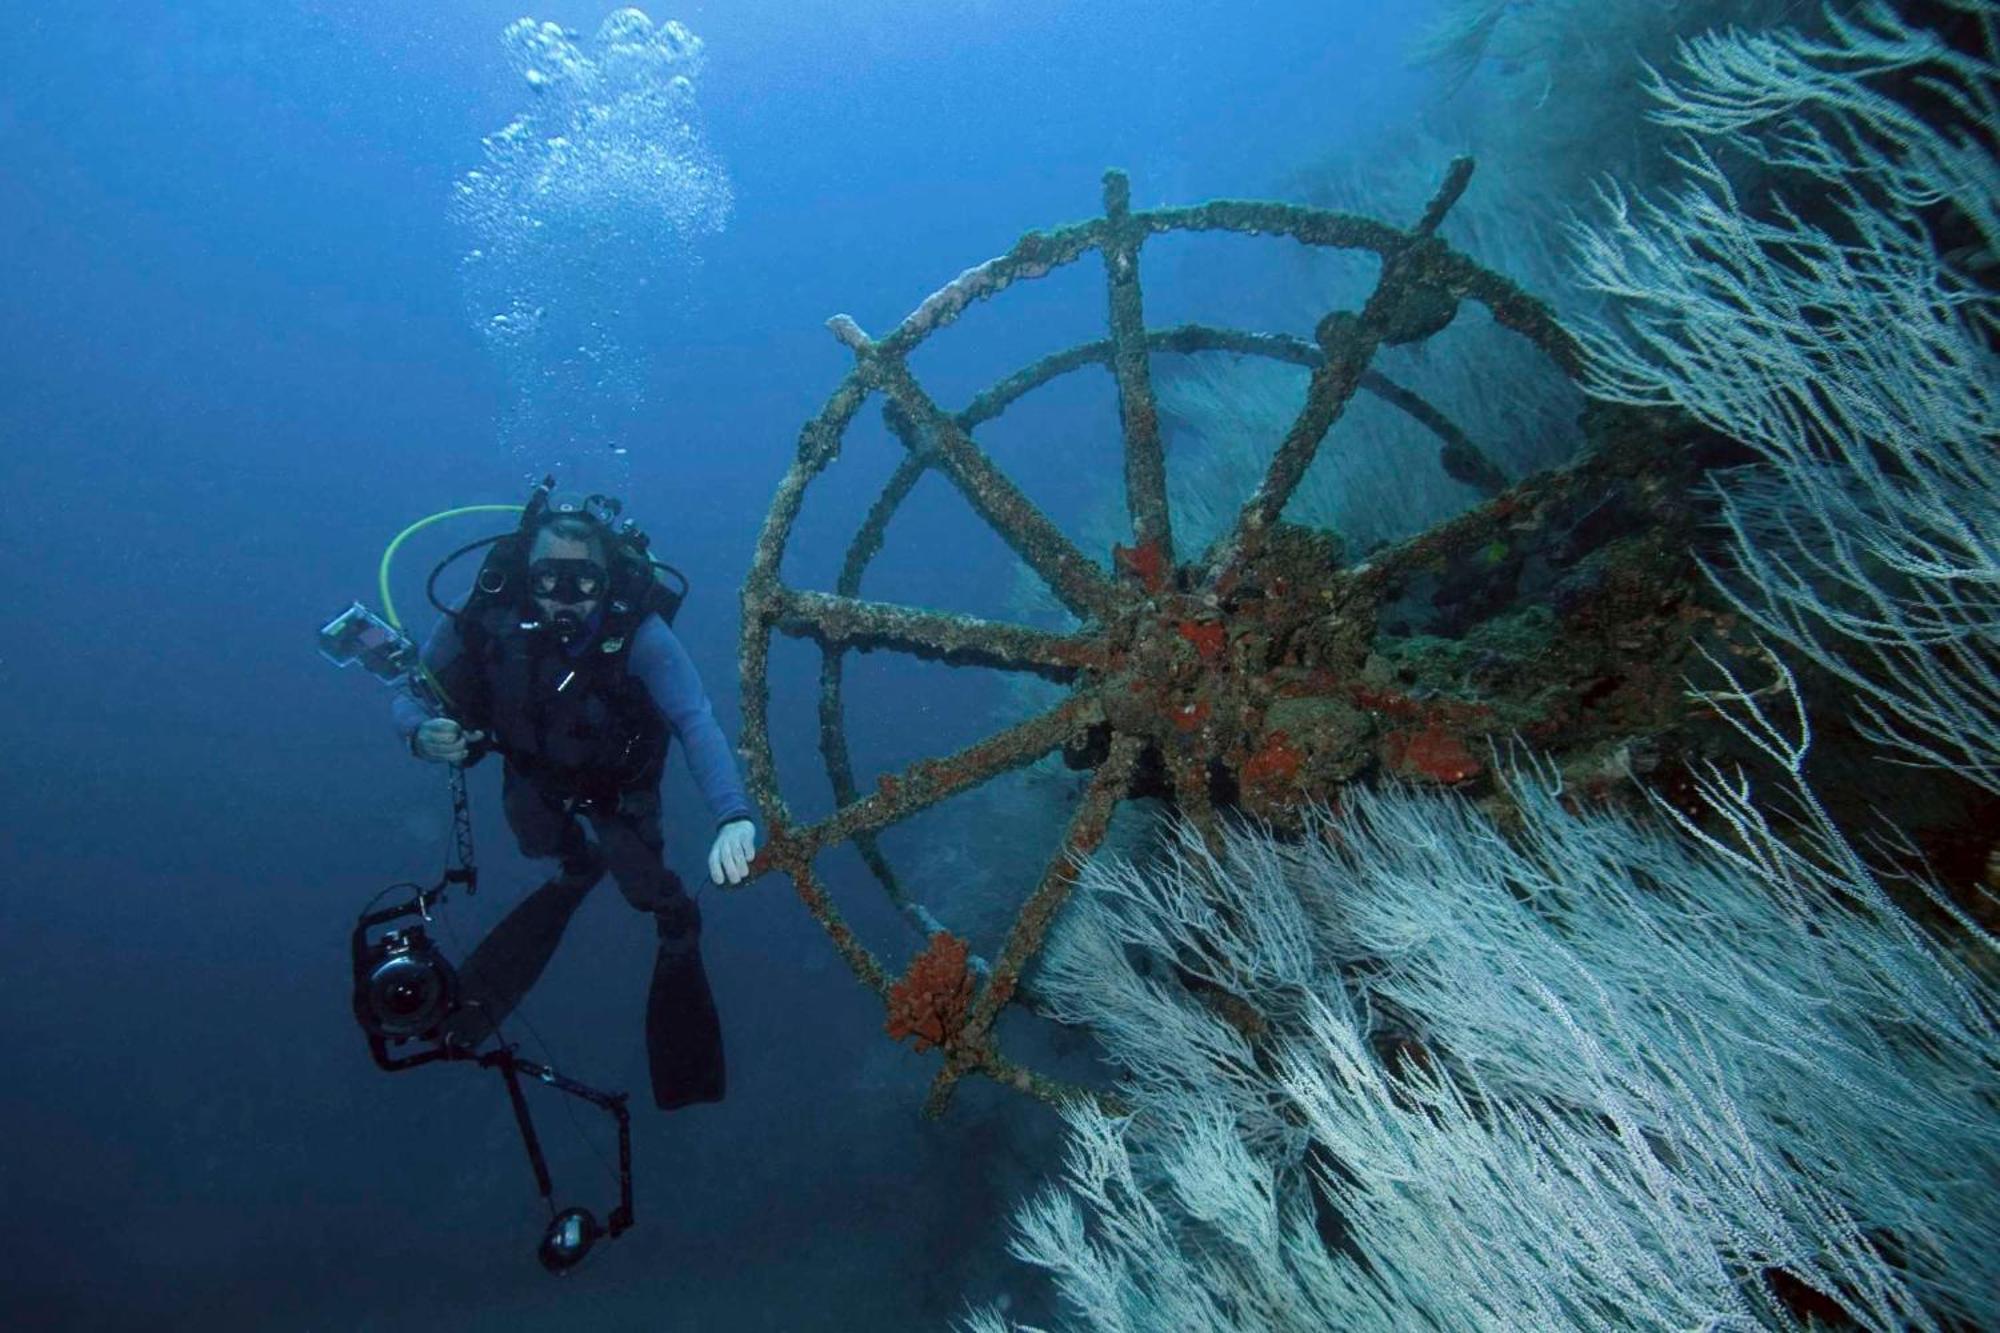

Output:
xmin=732 ymin=163 xmax=1611 ymax=1116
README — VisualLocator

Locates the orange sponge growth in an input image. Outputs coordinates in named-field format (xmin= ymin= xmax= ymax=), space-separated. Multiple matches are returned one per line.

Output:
xmin=886 ymin=931 xmax=974 ymax=1053
xmin=1112 ymin=539 xmax=1168 ymax=594
xmin=1383 ymin=723 xmax=1482 ymax=784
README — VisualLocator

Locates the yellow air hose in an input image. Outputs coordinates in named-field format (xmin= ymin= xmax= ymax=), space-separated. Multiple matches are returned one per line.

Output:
xmin=377 ymin=503 xmax=525 ymax=710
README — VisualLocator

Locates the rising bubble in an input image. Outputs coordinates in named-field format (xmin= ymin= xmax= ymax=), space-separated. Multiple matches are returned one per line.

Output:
xmin=453 ymin=9 xmax=733 ymax=468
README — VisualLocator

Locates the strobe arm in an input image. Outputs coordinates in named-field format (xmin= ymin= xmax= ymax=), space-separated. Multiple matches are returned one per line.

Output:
xmin=484 ymin=1047 xmax=635 ymax=1243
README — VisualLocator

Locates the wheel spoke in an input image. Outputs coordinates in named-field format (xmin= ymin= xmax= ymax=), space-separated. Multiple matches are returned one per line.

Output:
xmin=1203 ymin=310 xmax=1380 ymax=587
xmin=966 ymin=730 xmax=1143 ymax=1031
xmin=1169 ymin=754 xmax=1225 ymax=856
xmin=1206 ymin=160 xmax=1488 ymax=589
xmin=774 ymin=588 xmax=1107 ymax=679
xmin=1411 ymin=155 xmax=1474 ymax=238
xmin=882 ymin=359 xmax=1120 ymax=622
xmin=830 ymin=317 xmax=1122 ymax=624
xmin=785 ymin=857 xmax=891 ymax=997
xmin=1101 ymin=171 xmax=1173 ymax=565
xmin=926 ymin=731 xmax=1145 ymax=1115
xmin=783 ymin=690 xmax=1106 ymax=860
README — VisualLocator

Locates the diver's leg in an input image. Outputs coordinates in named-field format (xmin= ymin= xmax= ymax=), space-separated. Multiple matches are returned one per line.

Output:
xmin=501 ymin=762 xmax=596 ymax=869
xmin=592 ymin=787 xmax=725 ymax=1109
xmin=443 ymin=766 xmax=606 ymax=1050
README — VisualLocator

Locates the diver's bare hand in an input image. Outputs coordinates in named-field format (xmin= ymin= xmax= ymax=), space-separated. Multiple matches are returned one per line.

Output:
xmin=413 ymin=718 xmax=485 ymax=764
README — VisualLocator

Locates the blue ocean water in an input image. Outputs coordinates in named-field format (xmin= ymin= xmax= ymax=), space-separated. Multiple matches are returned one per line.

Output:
xmin=1 ymin=2 xmax=1434 ymax=1327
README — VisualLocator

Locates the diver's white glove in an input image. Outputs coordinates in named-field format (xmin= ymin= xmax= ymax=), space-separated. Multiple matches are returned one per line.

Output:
xmin=413 ymin=718 xmax=485 ymax=764
xmin=708 ymin=818 xmax=758 ymax=886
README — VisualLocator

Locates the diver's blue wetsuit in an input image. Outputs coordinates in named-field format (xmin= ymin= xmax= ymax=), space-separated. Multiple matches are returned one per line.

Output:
xmin=392 ymin=611 xmax=750 ymax=1109
xmin=393 ymin=611 xmax=752 ymax=829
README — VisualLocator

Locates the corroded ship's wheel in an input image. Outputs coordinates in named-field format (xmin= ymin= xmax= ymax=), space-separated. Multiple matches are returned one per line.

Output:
xmin=735 ymin=164 xmax=1708 ymax=1116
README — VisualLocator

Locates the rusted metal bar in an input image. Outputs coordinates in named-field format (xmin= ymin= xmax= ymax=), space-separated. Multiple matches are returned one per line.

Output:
xmin=736 ymin=619 xmax=792 ymax=823
xmin=967 ymin=731 xmax=1141 ymax=1032
xmin=1344 ymin=420 xmax=1630 ymax=599
xmin=919 ymin=1046 xmax=983 ymax=1120
xmin=871 ymin=220 xmax=1109 ymax=358
xmin=780 ymin=690 xmax=1106 ymax=862
xmin=1358 ymin=369 xmax=1507 ymax=496
xmin=1100 ymin=170 xmax=1174 ymax=567
xmin=1414 ymin=155 xmax=1475 ymax=238
xmin=936 ymin=1047 xmax=1125 ymax=1120
xmin=839 ymin=447 xmax=931 ymax=597
xmin=811 ymin=654 xmax=1000 ymax=945
xmin=739 ymin=373 xmax=874 ymax=827
xmin=955 ymin=324 xmax=1505 ymax=499
xmin=774 ymin=588 xmax=1106 ymax=679
xmin=1205 ymin=161 xmax=1495 ymax=590
xmin=822 ymin=445 xmax=921 ymax=807
xmin=1204 ymin=310 xmax=1382 ymax=589
xmin=851 ymin=333 xmax=1122 ymax=625
xmin=1169 ymin=754 xmax=1225 ymax=856
xmin=814 ymin=645 xmax=911 ymax=908
xmin=958 ymin=340 xmax=1114 ymax=429
xmin=783 ymin=856 xmax=891 ymax=997
xmin=924 ymin=732 xmax=1144 ymax=1117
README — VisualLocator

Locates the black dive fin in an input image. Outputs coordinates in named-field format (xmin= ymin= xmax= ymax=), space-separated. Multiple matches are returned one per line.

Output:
xmin=646 ymin=938 xmax=726 ymax=1110
xmin=444 ymin=862 xmax=603 ymax=1048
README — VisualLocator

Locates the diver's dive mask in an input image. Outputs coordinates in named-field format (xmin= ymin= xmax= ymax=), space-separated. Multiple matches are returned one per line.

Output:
xmin=529 ymin=558 xmax=609 ymax=606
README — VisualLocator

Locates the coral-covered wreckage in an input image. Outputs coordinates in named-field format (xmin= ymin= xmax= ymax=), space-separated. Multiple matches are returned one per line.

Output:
xmin=729 ymin=163 xmax=1985 ymax=1116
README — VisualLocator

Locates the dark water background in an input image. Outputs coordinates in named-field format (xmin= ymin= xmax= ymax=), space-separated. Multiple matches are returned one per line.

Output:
xmin=1 ymin=2 xmax=1434 ymax=1327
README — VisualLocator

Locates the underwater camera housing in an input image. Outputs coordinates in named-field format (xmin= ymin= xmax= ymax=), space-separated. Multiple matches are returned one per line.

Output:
xmin=351 ymin=895 xmax=463 ymax=1064
xmin=350 ymin=886 xmax=635 ymax=1272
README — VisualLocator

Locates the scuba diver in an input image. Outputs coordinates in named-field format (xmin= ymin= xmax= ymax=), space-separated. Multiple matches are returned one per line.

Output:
xmin=390 ymin=484 xmax=758 ymax=1111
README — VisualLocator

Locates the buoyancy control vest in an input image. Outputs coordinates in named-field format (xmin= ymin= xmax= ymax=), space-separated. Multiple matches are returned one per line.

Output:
xmin=440 ymin=492 xmax=690 ymax=801
xmin=458 ymin=603 xmax=667 ymax=798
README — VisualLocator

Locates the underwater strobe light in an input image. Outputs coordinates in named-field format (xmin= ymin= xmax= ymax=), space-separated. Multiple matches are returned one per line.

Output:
xmin=539 ymin=1207 xmax=603 ymax=1274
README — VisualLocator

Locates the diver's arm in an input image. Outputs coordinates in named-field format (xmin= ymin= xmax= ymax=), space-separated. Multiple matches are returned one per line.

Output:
xmin=391 ymin=615 xmax=466 ymax=749
xmin=629 ymin=616 xmax=755 ymax=829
